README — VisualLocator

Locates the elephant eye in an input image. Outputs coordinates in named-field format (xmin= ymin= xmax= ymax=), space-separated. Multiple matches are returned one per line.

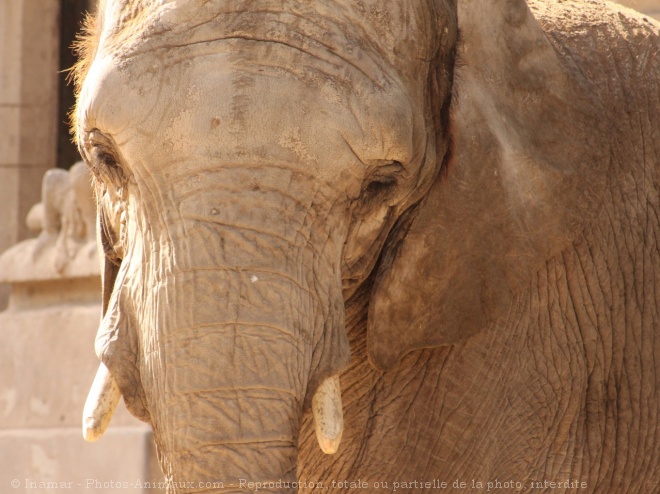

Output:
xmin=89 ymin=145 xmax=120 ymax=170
xmin=365 ymin=176 xmax=397 ymax=195
xmin=362 ymin=161 xmax=403 ymax=199
xmin=95 ymin=149 xmax=118 ymax=168
xmin=82 ymin=130 xmax=126 ymax=187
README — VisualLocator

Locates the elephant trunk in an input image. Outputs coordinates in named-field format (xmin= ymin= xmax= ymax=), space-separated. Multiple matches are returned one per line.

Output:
xmin=145 ymin=270 xmax=330 ymax=491
xmin=92 ymin=187 xmax=350 ymax=492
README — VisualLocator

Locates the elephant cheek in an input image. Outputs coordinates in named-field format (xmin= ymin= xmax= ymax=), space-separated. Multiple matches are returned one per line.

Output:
xmin=94 ymin=282 xmax=150 ymax=424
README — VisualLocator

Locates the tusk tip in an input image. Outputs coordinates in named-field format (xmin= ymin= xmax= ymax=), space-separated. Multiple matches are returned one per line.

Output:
xmin=317 ymin=434 xmax=342 ymax=455
xmin=82 ymin=363 xmax=121 ymax=443
xmin=82 ymin=417 xmax=105 ymax=442
xmin=83 ymin=427 xmax=101 ymax=442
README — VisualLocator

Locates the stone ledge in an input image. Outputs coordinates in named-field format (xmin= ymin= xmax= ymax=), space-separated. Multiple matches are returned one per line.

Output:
xmin=5 ymin=278 xmax=101 ymax=312
xmin=0 ymin=239 xmax=99 ymax=285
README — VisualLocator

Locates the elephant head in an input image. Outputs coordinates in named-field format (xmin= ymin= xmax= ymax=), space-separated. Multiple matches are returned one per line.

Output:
xmin=75 ymin=0 xmax=607 ymax=489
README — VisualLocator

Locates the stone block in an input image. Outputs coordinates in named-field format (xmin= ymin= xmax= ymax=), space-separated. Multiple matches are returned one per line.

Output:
xmin=0 ymin=106 xmax=20 ymax=164
xmin=0 ymin=2 xmax=23 ymax=105
xmin=0 ymin=166 xmax=22 ymax=251
xmin=17 ymin=104 xmax=59 ymax=167
xmin=0 ymin=105 xmax=58 ymax=169
xmin=17 ymin=0 xmax=60 ymax=107
xmin=0 ymin=427 xmax=164 ymax=494
xmin=0 ymin=0 xmax=59 ymax=107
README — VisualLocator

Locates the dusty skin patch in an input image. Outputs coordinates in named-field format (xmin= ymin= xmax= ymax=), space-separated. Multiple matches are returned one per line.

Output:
xmin=279 ymin=126 xmax=317 ymax=166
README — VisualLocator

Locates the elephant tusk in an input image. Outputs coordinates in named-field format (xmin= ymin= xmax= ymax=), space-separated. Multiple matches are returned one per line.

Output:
xmin=312 ymin=375 xmax=344 ymax=455
xmin=82 ymin=363 xmax=121 ymax=442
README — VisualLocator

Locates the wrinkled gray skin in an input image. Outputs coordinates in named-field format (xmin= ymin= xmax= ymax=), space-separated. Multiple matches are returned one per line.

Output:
xmin=75 ymin=0 xmax=659 ymax=492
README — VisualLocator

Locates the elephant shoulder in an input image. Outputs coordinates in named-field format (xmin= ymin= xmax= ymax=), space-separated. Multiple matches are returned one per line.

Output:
xmin=528 ymin=0 xmax=659 ymax=77
xmin=529 ymin=0 xmax=660 ymax=140
xmin=528 ymin=0 xmax=660 ymax=34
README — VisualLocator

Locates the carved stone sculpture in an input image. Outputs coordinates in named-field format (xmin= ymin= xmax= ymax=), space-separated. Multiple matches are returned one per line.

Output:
xmin=0 ymin=162 xmax=98 ymax=283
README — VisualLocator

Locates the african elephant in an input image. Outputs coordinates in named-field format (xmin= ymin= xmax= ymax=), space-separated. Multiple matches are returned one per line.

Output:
xmin=74 ymin=0 xmax=659 ymax=492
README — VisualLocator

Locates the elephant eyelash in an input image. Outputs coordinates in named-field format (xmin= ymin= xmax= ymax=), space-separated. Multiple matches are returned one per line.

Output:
xmin=364 ymin=176 xmax=397 ymax=196
xmin=362 ymin=161 xmax=403 ymax=198
xmin=81 ymin=130 xmax=123 ymax=176
xmin=91 ymin=146 xmax=120 ymax=170
xmin=84 ymin=143 xmax=127 ymax=189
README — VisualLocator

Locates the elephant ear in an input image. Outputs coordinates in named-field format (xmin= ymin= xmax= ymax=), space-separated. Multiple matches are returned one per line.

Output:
xmin=367 ymin=0 xmax=608 ymax=371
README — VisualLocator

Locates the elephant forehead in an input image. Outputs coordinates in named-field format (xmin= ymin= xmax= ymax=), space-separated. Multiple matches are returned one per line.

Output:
xmin=95 ymin=0 xmax=439 ymax=76
xmin=78 ymin=43 xmax=420 ymax=184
